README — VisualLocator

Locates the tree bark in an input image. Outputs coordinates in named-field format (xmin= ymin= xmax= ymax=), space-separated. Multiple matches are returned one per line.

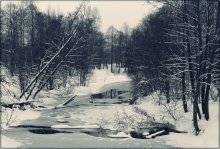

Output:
xmin=111 ymin=28 xmax=114 ymax=73
xmin=181 ymin=0 xmax=188 ymax=112
xmin=182 ymin=72 xmax=188 ymax=112
xmin=165 ymin=80 xmax=170 ymax=103
xmin=203 ymin=0 xmax=220 ymax=121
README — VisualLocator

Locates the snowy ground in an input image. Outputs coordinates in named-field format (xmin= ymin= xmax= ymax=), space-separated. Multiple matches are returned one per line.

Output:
xmin=1 ymin=136 xmax=21 ymax=148
xmin=134 ymin=93 xmax=219 ymax=148
xmin=164 ymin=101 xmax=219 ymax=148
xmin=1 ymin=67 xmax=219 ymax=148
xmin=1 ymin=108 xmax=41 ymax=148
xmin=74 ymin=68 xmax=131 ymax=95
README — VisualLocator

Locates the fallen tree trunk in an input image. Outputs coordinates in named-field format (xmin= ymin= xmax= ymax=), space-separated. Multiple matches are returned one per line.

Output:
xmin=62 ymin=95 xmax=77 ymax=106
xmin=145 ymin=130 xmax=166 ymax=139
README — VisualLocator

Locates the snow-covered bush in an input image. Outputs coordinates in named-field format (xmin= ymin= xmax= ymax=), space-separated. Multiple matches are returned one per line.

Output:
xmin=113 ymin=110 xmax=135 ymax=131
xmin=157 ymin=100 xmax=184 ymax=122
xmin=96 ymin=116 xmax=110 ymax=129
xmin=133 ymin=107 xmax=155 ymax=126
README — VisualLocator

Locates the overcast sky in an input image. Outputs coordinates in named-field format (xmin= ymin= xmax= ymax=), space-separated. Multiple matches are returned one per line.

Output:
xmin=2 ymin=1 xmax=163 ymax=32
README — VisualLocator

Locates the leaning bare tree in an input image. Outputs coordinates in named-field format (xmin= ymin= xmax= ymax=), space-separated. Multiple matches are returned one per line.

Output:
xmin=19 ymin=3 xmax=87 ymax=100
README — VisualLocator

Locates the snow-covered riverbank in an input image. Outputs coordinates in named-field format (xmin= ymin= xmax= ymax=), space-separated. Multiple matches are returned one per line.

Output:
xmin=1 ymin=109 xmax=42 ymax=147
xmin=74 ymin=68 xmax=131 ymax=95
xmin=1 ymin=67 xmax=219 ymax=148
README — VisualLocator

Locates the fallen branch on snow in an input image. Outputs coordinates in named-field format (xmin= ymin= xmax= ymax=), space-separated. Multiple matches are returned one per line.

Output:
xmin=145 ymin=130 xmax=166 ymax=139
xmin=55 ymin=95 xmax=77 ymax=108
xmin=62 ymin=95 xmax=77 ymax=106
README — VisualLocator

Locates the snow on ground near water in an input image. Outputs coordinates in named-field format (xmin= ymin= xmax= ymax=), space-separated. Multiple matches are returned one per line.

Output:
xmin=135 ymin=93 xmax=219 ymax=148
xmin=1 ymin=67 xmax=21 ymax=104
xmin=1 ymin=66 xmax=219 ymax=148
xmin=1 ymin=109 xmax=41 ymax=129
xmin=74 ymin=68 xmax=131 ymax=95
xmin=1 ymin=109 xmax=41 ymax=148
xmin=137 ymin=93 xmax=219 ymax=148
xmin=33 ymin=67 xmax=131 ymax=105
xmin=164 ymin=123 xmax=219 ymax=148
xmin=83 ymin=91 xmax=218 ymax=148
xmin=69 ymin=104 xmax=135 ymax=130
xmin=108 ymin=132 xmax=131 ymax=138
xmin=164 ymin=101 xmax=219 ymax=148
xmin=37 ymin=97 xmax=59 ymax=107
xmin=1 ymin=67 xmax=42 ymax=148
xmin=1 ymin=136 xmax=21 ymax=148
xmin=51 ymin=124 xmax=100 ymax=129
xmin=68 ymin=91 xmax=219 ymax=148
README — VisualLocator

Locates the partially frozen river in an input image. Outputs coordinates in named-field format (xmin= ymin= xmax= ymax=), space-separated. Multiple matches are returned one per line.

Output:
xmin=1 ymin=81 xmax=174 ymax=148
xmin=2 ymin=107 xmax=173 ymax=148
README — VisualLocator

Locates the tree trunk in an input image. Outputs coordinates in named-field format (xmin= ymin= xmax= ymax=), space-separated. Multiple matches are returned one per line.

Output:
xmin=193 ymin=79 xmax=200 ymax=135
xmin=165 ymin=80 xmax=170 ymax=103
xmin=62 ymin=95 xmax=77 ymax=106
xmin=48 ymin=77 xmax=54 ymax=90
xmin=192 ymin=0 xmax=204 ymax=135
xmin=182 ymin=72 xmax=188 ymax=112
xmin=181 ymin=0 xmax=188 ymax=112
xmin=19 ymin=33 xmax=74 ymax=99
xmin=200 ymin=0 xmax=211 ymax=115
xmin=32 ymin=45 xmax=84 ymax=99
xmin=203 ymin=0 xmax=220 ymax=121
xmin=62 ymin=69 xmax=68 ymax=88
xmin=18 ymin=4 xmax=84 ymax=99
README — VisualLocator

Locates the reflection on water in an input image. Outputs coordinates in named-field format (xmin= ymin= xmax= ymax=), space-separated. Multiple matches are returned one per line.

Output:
xmin=91 ymin=89 xmax=128 ymax=99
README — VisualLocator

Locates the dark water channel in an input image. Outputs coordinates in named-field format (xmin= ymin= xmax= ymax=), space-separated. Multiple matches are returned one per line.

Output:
xmin=11 ymin=124 xmax=118 ymax=138
xmin=91 ymin=89 xmax=128 ymax=99
xmin=90 ymin=89 xmax=130 ymax=104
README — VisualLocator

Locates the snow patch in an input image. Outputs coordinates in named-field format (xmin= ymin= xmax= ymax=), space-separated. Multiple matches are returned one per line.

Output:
xmin=108 ymin=132 xmax=130 ymax=138
xmin=51 ymin=124 xmax=100 ymax=129
xmin=2 ymin=109 xmax=41 ymax=129
xmin=1 ymin=135 xmax=21 ymax=148
xmin=163 ymin=101 xmax=219 ymax=148
xmin=74 ymin=68 xmax=131 ymax=95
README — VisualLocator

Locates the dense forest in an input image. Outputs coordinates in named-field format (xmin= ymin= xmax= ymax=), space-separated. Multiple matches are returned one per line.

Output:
xmin=128 ymin=0 xmax=220 ymax=135
xmin=1 ymin=0 xmax=220 ymax=136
